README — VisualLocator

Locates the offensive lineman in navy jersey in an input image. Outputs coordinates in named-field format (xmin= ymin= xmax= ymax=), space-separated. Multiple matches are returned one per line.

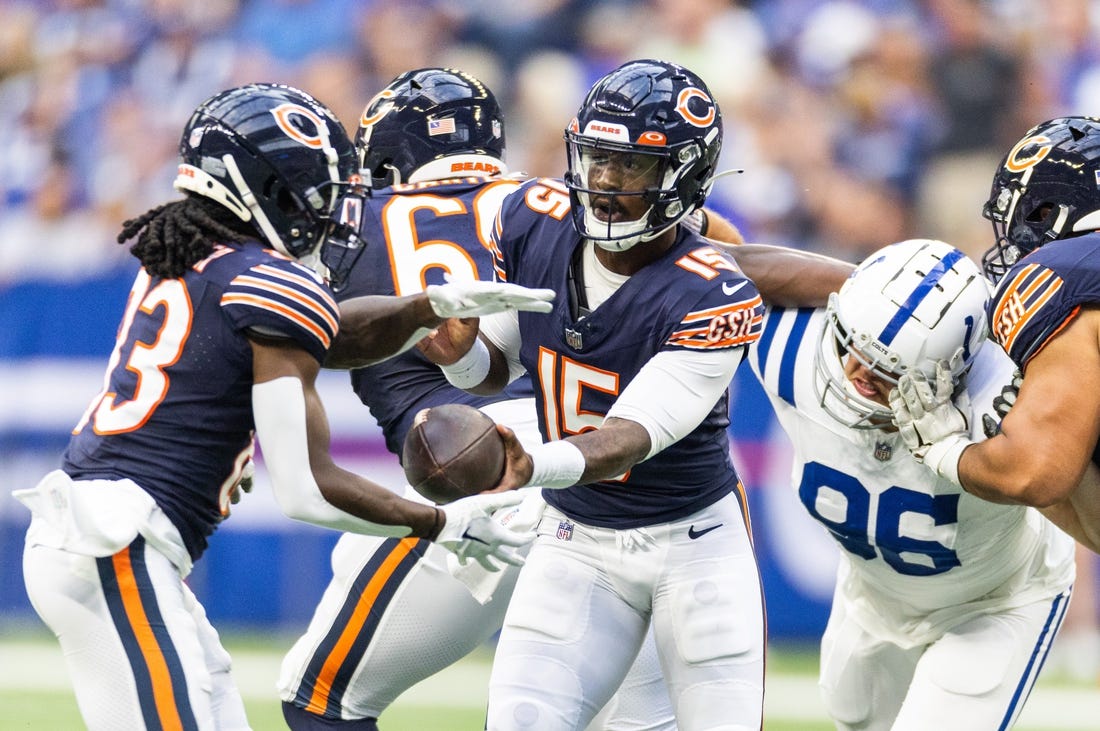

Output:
xmin=13 ymin=83 xmax=553 ymax=731
xmin=422 ymin=59 xmax=768 ymax=730
xmin=888 ymin=117 xmax=1100 ymax=554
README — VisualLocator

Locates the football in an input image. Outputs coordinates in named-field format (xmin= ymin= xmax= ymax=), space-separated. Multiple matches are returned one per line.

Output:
xmin=402 ymin=403 xmax=507 ymax=504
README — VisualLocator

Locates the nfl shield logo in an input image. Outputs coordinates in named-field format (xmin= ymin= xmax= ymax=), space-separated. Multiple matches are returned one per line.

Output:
xmin=565 ymin=327 xmax=583 ymax=350
xmin=556 ymin=520 xmax=574 ymax=541
xmin=874 ymin=441 xmax=893 ymax=462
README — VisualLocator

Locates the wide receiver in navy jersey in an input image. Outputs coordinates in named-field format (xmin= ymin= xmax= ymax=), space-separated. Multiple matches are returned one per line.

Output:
xmin=888 ymin=117 xmax=1100 ymax=554
xmin=13 ymin=83 xmax=553 ymax=731
xmin=421 ymin=59 xmax=773 ymax=730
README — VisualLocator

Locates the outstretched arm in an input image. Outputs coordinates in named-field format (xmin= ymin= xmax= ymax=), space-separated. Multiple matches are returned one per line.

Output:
xmin=720 ymin=243 xmax=853 ymax=308
xmin=326 ymin=281 xmax=554 ymax=370
xmin=697 ymin=208 xmax=854 ymax=307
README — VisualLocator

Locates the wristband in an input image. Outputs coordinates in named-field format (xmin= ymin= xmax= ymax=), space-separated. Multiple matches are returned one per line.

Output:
xmin=525 ymin=440 xmax=586 ymax=489
xmin=923 ymin=434 xmax=972 ymax=486
xmin=440 ymin=337 xmax=491 ymax=389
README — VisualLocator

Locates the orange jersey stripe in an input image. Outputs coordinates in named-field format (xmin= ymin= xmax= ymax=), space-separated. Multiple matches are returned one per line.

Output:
xmin=305 ymin=539 xmax=419 ymax=714
xmin=233 ymin=274 xmax=339 ymax=334
xmin=112 ymin=548 xmax=185 ymax=731
xmin=220 ymin=293 xmax=333 ymax=349
xmin=254 ymin=264 xmax=339 ymax=311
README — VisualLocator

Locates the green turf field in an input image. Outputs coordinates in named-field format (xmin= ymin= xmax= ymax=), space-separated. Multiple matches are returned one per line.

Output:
xmin=0 ymin=632 xmax=1095 ymax=730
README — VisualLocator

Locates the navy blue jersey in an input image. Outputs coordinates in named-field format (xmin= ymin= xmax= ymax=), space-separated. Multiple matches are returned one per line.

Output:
xmin=63 ymin=242 xmax=340 ymax=560
xmin=493 ymin=178 xmax=764 ymax=527
xmin=336 ymin=177 xmax=533 ymax=456
xmin=988 ymin=232 xmax=1100 ymax=467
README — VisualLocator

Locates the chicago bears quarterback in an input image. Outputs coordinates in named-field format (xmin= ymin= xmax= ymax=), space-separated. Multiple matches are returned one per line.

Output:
xmin=751 ymin=238 xmax=1074 ymax=730
xmin=278 ymin=66 xmax=856 ymax=731
xmin=13 ymin=82 xmax=549 ymax=731
xmin=888 ymin=117 xmax=1100 ymax=553
xmin=419 ymin=59 xmax=771 ymax=730
xmin=277 ymin=66 xmax=612 ymax=731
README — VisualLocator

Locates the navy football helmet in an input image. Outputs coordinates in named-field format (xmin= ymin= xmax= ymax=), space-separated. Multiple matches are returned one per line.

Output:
xmin=564 ymin=59 xmax=723 ymax=252
xmin=355 ymin=67 xmax=506 ymax=188
xmin=982 ymin=116 xmax=1100 ymax=281
xmin=174 ymin=83 xmax=358 ymax=264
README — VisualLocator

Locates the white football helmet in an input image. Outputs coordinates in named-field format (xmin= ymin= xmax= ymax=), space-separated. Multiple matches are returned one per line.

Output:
xmin=814 ymin=239 xmax=992 ymax=429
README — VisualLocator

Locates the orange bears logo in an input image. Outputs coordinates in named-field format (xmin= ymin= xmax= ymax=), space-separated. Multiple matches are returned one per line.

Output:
xmin=675 ymin=87 xmax=716 ymax=128
xmin=1005 ymin=134 xmax=1053 ymax=173
xmin=270 ymin=103 xmax=330 ymax=149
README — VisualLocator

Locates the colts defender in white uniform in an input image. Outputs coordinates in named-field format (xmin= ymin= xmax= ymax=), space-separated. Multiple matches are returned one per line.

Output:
xmin=278 ymin=68 xmax=676 ymax=731
xmin=749 ymin=239 xmax=1075 ymax=731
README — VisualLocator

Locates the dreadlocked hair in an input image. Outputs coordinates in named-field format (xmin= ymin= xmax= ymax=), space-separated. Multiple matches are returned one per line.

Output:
xmin=119 ymin=195 xmax=255 ymax=279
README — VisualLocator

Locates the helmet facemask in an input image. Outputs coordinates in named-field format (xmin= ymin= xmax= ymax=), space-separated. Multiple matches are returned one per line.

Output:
xmin=565 ymin=132 xmax=712 ymax=252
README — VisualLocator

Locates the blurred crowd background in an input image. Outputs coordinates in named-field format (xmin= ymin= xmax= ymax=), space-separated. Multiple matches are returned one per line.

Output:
xmin=4 ymin=0 xmax=1100 ymax=681
xmin=6 ymin=0 xmax=1100 ymax=282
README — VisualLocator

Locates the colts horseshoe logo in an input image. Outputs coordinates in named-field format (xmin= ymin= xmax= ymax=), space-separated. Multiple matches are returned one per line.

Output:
xmin=270 ymin=103 xmax=329 ymax=149
xmin=675 ymin=87 xmax=716 ymax=128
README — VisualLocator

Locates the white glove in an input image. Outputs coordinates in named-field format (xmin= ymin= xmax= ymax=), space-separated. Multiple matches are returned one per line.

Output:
xmin=435 ymin=490 xmax=535 ymax=571
xmin=889 ymin=360 xmax=973 ymax=485
xmin=425 ymin=274 xmax=555 ymax=318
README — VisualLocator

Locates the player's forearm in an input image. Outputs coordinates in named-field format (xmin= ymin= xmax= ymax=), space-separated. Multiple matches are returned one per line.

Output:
xmin=326 ymin=294 xmax=440 ymax=369
xmin=572 ymin=418 xmax=651 ymax=482
xmin=958 ymin=433 xmax=1084 ymax=507
xmin=723 ymin=243 xmax=854 ymax=307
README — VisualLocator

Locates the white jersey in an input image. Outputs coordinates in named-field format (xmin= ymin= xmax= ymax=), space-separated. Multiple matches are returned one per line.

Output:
xmin=750 ymin=307 xmax=1075 ymax=648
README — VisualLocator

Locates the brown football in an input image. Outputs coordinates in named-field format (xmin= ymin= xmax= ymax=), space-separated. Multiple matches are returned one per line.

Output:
xmin=402 ymin=404 xmax=507 ymax=504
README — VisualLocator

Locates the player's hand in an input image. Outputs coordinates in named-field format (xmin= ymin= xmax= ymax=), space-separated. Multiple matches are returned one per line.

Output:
xmin=435 ymin=491 xmax=534 ymax=571
xmin=889 ymin=360 xmax=973 ymax=484
xmin=992 ymin=369 xmax=1022 ymax=420
xmin=230 ymin=458 xmax=255 ymax=505
xmin=417 ymin=318 xmax=481 ymax=366
xmin=493 ymin=424 xmax=534 ymax=491
xmin=425 ymin=274 xmax=554 ymax=319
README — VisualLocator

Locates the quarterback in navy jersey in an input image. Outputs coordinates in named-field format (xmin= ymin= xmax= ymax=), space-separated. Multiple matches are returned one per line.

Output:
xmin=421 ymin=59 xmax=772 ymax=730
xmin=889 ymin=117 xmax=1100 ymax=554
xmin=13 ymin=83 xmax=548 ymax=731
xmin=280 ymin=67 xmax=697 ymax=731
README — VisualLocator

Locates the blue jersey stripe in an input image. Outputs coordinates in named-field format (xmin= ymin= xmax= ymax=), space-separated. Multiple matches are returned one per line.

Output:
xmin=879 ymin=248 xmax=965 ymax=346
xmin=754 ymin=306 xmax=784 ymax=375
xmin=778 ymin=309 xmax=814 ymax=407
xmin=997 ymin=589 xmax=1069 ymax=731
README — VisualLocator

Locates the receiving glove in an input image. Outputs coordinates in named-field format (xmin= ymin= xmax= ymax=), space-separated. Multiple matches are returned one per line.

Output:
xmin=889 ymin=360 xmax=973 ymax=485
xmin=434 ymin=490 xmax=535 ymax=571
xmin=992 ymin=369 xmax=1022 ymax=420
xmin=426 ymin=274 xmax=555 ymax=319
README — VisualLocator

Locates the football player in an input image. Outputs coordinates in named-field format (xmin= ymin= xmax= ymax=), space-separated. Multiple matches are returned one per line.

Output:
xmin=279 ymin=66 xmax=691 ymax=731
xmin=888 ymin=117 xmax=1100 ymax=554
xmin=280 ymin=65 xmax=854 ymax=731
xmin=420 ymin=59 xmax=774 ymax=730
xmin=13 ymin=83 xmax=553 ymax=731
xmin=751 ymin=238 xmax=1075 ymax=730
